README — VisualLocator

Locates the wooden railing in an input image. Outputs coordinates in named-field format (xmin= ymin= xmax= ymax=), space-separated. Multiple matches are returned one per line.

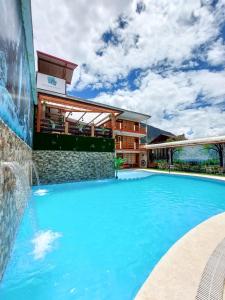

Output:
xmin=115 ymin=123 xmax=146 ymax=134
xmin=36 ymin=118 xmax=112 ymax=138
xmin=116 ymin=142 xmax=139 ymax=150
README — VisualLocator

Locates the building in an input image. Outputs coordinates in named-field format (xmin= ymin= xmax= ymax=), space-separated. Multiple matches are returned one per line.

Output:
xmin=34 ymin=52 xmax=150 ymax=174
xmin=145 ymin=125 xmax=175 ymax=163
xmin=103 ymin=114 xmax=149 ymax=168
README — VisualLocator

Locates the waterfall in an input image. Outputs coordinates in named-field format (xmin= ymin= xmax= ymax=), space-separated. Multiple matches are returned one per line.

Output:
xmin=0 ymin=161 xmax=30 ymax=213
xmin=0 ymin=161 xmax=40 ymax=234
xmin=30 ymin=161 xmax=40 ymax=186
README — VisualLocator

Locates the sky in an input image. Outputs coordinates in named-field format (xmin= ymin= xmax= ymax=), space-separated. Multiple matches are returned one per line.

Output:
xmin=31 ymin=0 xmax=225 ymax=138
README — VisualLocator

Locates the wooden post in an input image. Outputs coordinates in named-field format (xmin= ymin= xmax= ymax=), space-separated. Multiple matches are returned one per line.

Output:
xmin=111 ymin=113 xmax=116 ymax=129
xmin=91 ymin=124 xmax=95 ymax=137
xmin=222 ymin=144 xmax=225 ymax=172
xmin=111 ymin=113 xmax=116 ymax=138
xmin=37 ymin=98 xmax=42 ymax=133
xmin=65 ymin=122 xmax=69 ymax=134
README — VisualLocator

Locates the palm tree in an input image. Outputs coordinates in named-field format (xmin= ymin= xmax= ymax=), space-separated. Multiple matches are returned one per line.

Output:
xmin=114 ymin=157 xmax=126 ymax=179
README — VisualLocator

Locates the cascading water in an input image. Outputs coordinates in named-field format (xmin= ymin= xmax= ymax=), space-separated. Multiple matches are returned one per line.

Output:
xmin=30 ymin=161 xmax=40 ymax=186
xmin=0 ymin=161 xmax=40 ymax=230
xmin=0 ymin=161 xmax=31 ymax=217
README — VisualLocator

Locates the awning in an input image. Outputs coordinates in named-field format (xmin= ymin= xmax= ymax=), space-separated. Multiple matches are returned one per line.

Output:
xmin=145 ymin=136 xmax=225 ymax=149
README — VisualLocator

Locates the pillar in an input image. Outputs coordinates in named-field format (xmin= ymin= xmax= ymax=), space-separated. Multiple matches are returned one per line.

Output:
xmin=111 ymin=113 xmax=116 ymax=138
xmin=91 ymin=124 xmax=95 ymax=137
xmin=222 ymin=144 xmax=225 ymax=172
xmin=168 ymin=148 xmax=172 ymax=165
xmin=65 ymin=122 xmax=69 ymax=134
xmin=36 ymin=98 xmax=42 ymax=133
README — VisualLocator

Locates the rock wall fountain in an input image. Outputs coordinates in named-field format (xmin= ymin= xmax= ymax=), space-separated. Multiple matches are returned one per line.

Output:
xmin=0 ymin=120 xmax=33 ymax=279
xmin=0 ymin=0 xmax=36 ymax=280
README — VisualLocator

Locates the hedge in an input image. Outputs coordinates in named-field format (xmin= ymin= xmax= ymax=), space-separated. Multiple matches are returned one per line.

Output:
xmin=33 ymin=133 xmax=115 ymax=152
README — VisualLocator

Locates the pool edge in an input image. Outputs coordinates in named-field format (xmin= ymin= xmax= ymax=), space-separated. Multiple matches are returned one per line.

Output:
xmin=135 ymin=212 xmax=225 ymax=300
xmin=141 ymin=168 xmax=225 ymax=182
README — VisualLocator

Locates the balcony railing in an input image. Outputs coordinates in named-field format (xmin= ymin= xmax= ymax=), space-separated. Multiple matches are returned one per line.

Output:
xmin=115 ymin=142 xmax=140 ymax=150
xmin=115 ymin=123 xmax=146 ymax=134
xmin=37 ymin=118 xmax=112 ymax=138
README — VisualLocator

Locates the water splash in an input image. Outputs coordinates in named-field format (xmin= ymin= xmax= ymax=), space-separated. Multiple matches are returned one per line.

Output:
xmin=31 ymin=230 xmax=62 ymax=260
xmin=33 ymin=189 xmax=48 ymax=196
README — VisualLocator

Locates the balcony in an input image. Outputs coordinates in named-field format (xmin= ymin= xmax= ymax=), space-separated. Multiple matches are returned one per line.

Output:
xmin=115 ymin=142 xmax=140 ymax=150
xmin=37 ymin=118 xmax=112 ymax=138
xmin=115 ymin=123 xmax=146 ymax=135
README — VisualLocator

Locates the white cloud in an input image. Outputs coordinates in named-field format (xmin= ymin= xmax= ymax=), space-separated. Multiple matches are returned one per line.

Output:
xmin=94 ymin=69 xmax=225 ymax=138
xmin=207 ymin=39 xmax=225 ymax=65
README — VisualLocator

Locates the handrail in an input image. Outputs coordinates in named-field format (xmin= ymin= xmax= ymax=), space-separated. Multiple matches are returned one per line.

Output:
xmin=36 ymin=118 xmax=112 ymax=138
xmin=115 ymin=124 xmax=146 ymax=134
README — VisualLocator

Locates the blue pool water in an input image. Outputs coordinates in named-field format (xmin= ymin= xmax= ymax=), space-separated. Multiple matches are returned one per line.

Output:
xmin=1 ymin=172 xmax=225 ymax=300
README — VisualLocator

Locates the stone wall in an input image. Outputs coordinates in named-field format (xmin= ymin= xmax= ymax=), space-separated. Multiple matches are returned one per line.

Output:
xmin=33 ymin=151 xmax=115 ymax=184
xmin=0 ymin=120 xmax=32 ymax=280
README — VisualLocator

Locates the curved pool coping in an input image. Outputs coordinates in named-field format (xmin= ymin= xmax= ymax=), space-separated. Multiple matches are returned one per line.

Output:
xmin=141 ymin=168 xmax=225 ymax=183
xmin=135 ymin=211 xmax=225 ymax=300
xmin=136 ymin=169 xmax=225 ymax=300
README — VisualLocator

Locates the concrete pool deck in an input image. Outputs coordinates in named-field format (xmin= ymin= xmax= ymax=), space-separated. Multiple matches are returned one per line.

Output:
xmin=135 ymin=169 xmax=225 ymax=300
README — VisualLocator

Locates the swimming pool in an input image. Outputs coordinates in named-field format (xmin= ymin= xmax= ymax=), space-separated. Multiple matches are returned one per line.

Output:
xmin=1 ymin=171 xmax=225 ymax=300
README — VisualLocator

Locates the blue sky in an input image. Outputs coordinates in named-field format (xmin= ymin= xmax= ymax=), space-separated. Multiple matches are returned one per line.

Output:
xmin=32 ymin=0 xmax=225 ymax=138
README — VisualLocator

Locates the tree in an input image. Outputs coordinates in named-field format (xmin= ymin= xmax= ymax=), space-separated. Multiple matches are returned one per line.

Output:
xmin=114 ymin=157 xmax=126 ymax=179
xmin=204 ymin=144 xmax=224 ymax=167
xmin=165 ymin=134 xmax=186 ymax=164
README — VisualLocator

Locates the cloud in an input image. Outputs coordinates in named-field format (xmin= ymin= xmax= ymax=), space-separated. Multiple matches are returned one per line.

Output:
xmin=207 ymin=39 xmax=225 ymax=65
xmin=94 ymin=69 xmax=225 ymax=138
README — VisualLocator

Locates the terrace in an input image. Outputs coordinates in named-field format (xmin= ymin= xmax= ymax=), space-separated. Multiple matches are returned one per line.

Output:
xmin=115 ymin=120 xmax=147 ymax=135
xmin=35 ymin=91 xmax=122 ymax=140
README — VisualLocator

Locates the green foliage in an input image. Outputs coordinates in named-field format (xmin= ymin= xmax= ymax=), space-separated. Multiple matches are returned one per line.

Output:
xmin=33 ymin=133 xmax=115 ymax=152
xmin=114 ymin=157 xmax=126 ymax=170
xmin=114 ymin=157 xmax=126 ymax=178
xmin=154 ymin=159 xmax=224 ymax=175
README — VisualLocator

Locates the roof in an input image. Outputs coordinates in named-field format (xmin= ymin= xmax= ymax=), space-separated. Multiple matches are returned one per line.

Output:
xmin=145 ymin=135 xmax=225 ymax=149
xmin=150 ymin=134 xmax=174 ymax=144
xmin=37 ymin=51 xmax=78 ymax=84
xmin=37 ymin=88 xmax=151 ymax=122
xmin=140 ymin=125 xmax=174 ymax=144
xmin=148 ymin=125 xmax=175 ymax=143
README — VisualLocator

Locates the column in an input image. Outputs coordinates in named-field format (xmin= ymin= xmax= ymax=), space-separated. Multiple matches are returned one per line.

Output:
xmin=222 ymin=144 xmax=225 ymax=172
xmin=111 ymin=113 xmax=116 ymax=138
xmin=36 ymin=98 xmax=42 ymax=133
xmin=65 ymin=122 xmax=69 ymax=134
xmin=168 ymin=148 xmax=172 ymax=165
xmin=91 ymin=124 xmax=95 ymax=137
